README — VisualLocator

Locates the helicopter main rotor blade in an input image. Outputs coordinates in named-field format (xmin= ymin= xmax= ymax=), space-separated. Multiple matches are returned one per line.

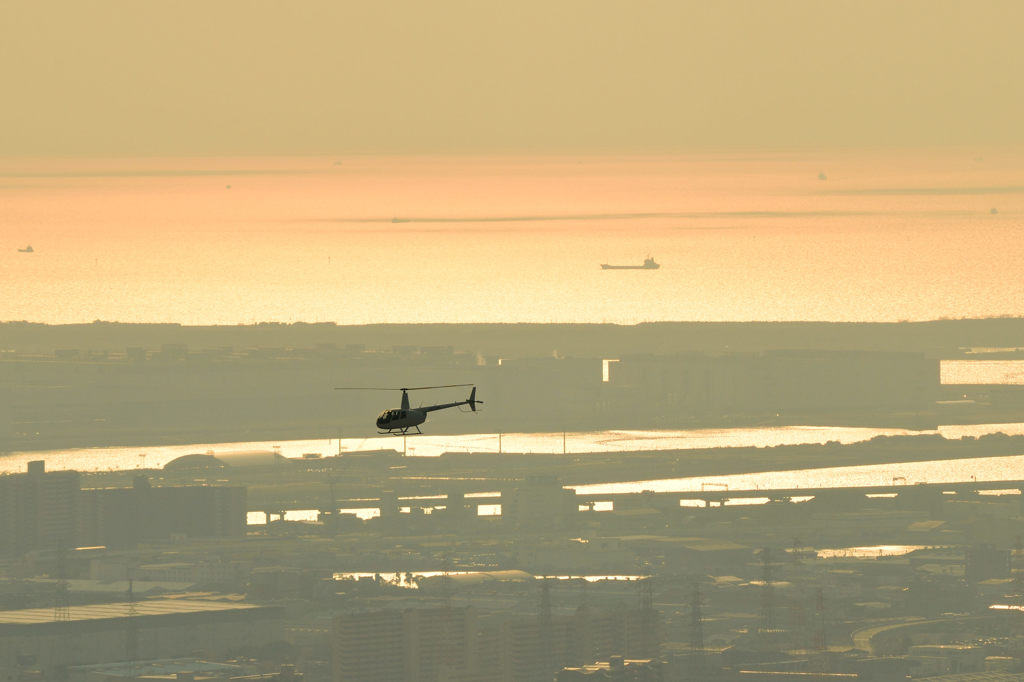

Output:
xmin=334 ymin=387 xmax=402 ymax=391
xmin=334 ymin=384 xmax=473 ymax=391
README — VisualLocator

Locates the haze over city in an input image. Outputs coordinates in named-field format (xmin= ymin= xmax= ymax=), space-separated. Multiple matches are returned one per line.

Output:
xmin=3 ymin=0 xmax=1024 ymax=155
xmin=4 ymin=2 xmax=1024 ymax=682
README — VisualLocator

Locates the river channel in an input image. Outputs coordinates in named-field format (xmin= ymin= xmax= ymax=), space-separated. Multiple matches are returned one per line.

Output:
xmin=6 ymin=422 xmax=1024 ymax=476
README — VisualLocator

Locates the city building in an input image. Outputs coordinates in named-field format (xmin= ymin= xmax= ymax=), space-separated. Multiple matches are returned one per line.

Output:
xmin=0 ymin=461 xmax=79 ymax=556
xmin=0 ymin=599 xmax=285 ymax=679
xmin=332 ymin=601 xmax=660 ymax=682
xmin=78 ymin=477 xmax=246 ymax=548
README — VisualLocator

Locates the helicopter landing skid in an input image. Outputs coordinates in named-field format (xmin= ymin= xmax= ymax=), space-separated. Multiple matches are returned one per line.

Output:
xmin=379 ymin=425 xmax=423 ymax=435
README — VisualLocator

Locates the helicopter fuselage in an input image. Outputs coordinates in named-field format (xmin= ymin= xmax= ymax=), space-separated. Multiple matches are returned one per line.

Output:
xmin=376 ymin=408 xmax=426 ymax=433
xmin=375 ymin=387 xmax=479 ymax=435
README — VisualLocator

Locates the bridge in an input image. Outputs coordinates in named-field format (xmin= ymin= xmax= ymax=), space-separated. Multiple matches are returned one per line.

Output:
xmin=255 ymin=479 xmax=1024 ymax=520
xmin=573 ymin=479 xmax=1024 ymax=510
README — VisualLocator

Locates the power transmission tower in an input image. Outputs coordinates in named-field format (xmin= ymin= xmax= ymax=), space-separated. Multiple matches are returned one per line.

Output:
xmin=638 ymin=577 xmax=658 ymax=659
xmin=759 ymin=547 xmax=776 ymax=633
xmin=53 ymin=546 xmax=71 ymax=681
xmin=126 ymin=575 xmax=139 ymax=678
xmin=53 ymin=543 xmax=71 ymax=620
xmin=689 ymin=583 xmax=704 ymax=652
xmin=438 ymin=556 xmax=456 ymax=682
xmin=1014 ymin=536 xmax=1023 ymax=587
xmin=791 ymin=588 xmax=807 ymax=652
xmin=791 ymin=537 xmax=804 ymax=564
xmin=813 ymin=588 xmax=828 ymax=652
xmin=539 ymin=577 xmax=555 ymax=675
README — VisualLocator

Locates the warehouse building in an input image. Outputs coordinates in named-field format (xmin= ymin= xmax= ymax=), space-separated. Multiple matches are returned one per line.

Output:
xmin=0 ymin=599 xmax=284 ymax=679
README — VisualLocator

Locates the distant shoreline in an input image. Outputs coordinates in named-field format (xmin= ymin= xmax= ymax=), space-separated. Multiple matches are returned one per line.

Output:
xmin=4 ymin=317 xmax=1024 ymax=358
xmin=7 ymin=317 xmax=1024 ymax=325
xmin=5 ymin=319 xmax=1024 ymax=454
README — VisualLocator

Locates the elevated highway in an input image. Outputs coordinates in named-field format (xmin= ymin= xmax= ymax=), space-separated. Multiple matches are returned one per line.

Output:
xmin=573 ymin=478 xmax=1024 ymax=509
xmin=254 ymin=478 xmax=1024 ymax=517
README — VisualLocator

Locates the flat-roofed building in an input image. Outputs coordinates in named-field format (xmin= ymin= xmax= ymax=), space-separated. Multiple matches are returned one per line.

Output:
xmin=333 ymin=606 xmax=494 ymax=682
xmin=332 ymin=602 xmax=660 ymax=682
xmin=78 ymin=477 xmax=246 ymax=548
xmin=0 ymin=599 xmax=284 ymax=679
xmin=501 ymin=475 xmax=577 ymax=533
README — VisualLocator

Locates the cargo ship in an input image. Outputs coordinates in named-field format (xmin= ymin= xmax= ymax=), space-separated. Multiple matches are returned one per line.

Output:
xmin=600 ymin=256 xmax=659 ymax=270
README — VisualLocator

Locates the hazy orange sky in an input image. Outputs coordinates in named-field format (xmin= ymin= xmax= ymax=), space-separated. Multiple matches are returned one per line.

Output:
xmin=2 ymin=0 xmax=1023 ymax=156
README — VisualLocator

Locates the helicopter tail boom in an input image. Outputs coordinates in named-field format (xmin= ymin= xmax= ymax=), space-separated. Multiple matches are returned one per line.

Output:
xmin=419 ymin=386 xmax=482 ymax=414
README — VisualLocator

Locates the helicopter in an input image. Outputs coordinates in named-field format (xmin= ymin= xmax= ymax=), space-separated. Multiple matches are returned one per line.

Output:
xmin=335 ymin=384 xmax=482 ymax=435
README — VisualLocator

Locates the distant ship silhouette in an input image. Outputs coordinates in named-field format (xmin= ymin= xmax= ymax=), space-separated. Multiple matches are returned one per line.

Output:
xmin=601 ymin=256 xmax=659 ymax=270
xmin=17 ymin=245 xmax=34 ymax=253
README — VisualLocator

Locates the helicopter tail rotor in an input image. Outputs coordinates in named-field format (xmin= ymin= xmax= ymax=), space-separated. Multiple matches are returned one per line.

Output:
xmin=468 ymin=386 xmax=483 ymax=412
